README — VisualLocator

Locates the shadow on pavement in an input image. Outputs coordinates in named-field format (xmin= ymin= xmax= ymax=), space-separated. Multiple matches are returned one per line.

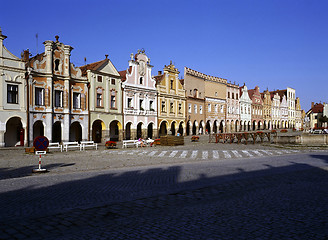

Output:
xmin=0 ymin=153 xmax=327 ymax=239
xmin=0 ymin=163 xmax=69 ymax=180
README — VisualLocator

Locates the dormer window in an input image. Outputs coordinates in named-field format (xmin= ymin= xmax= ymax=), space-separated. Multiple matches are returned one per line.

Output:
xmin=193 ymin=89 xmax=198 ymax=98
xmin=170 ymin=80 xmax=174 ymax=89
xmin=54 ymin=59 xmax=60 ymax=71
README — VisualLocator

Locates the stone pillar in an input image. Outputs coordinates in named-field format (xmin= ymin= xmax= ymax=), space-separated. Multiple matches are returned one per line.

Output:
xmin=0 ymin=122 xmax=5 ymax=147
xmin=44 ymin=41 xmax=53 ymax=74
xmin=62 ymin=115 xmax=70 ymax=142
xmin=63 ymin=45 xmax=72 ymax=77
xmin=45 ymin=115 xmax=52 ymax=142
xmin=118 ymin=129 xmax=123 ymax=142
xmin=131 ymin=129 xmax=137 ymax=140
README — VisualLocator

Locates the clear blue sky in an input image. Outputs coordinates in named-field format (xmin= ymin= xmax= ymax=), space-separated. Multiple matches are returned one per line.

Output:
xmin=1 ymin=0 xmax=327 ymax=111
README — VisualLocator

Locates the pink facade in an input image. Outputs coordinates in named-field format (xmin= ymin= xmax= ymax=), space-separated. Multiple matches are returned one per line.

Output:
xmin=120 ymin=50 xmax=157 ymax=140
xmin=248 ymin=86 xmax=263 ymax=130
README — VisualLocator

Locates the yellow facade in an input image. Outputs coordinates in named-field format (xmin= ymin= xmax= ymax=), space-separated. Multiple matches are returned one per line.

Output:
xmin=156 ymin=61 xmax=186 ymax=136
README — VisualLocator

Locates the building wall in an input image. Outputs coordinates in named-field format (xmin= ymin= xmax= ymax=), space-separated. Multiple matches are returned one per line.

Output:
xmin=271 ymin=93 xmax=281 ymax=128
xmin=122 ymin=50 xmax=157 ymax=139
xmin=239 ymin=85 xmax=252 ymax=131
xmin=204 ymin=76 xmax=226 ymax=133
xmin=87 ymin=60 xmax=123 ymax=142
xmin=0 ymin=28 xmax=27 ymax=147
xmin=287 ymin=87 xmax=296 ymax=127
xmin=226 ymin=83 xmax=240 ymax=132
xmin=27 ymin=37 xmax=89 ymax=145
xmin=262 ymin=90 xmax=272 ymax=129
xmin=156 ymin=62 xmax=185 ymax=136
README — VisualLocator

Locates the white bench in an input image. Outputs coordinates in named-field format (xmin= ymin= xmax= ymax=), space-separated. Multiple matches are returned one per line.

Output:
xmin=122 ymin=140 xmax=140 ymax=148
xmin=80 ymin=141 xmax=98 ymax=151
xmin=48 ymin=142 xmax=63 ymax=152
xmin=63 ymin=142 xmax=81 ymax=152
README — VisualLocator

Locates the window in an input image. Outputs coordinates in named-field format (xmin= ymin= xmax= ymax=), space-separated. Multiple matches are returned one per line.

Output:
xmin=161 ymin=101 xmax=166 ymax=112
xmin=54 ymin=90 xmax=63 ymax=107
xmin=97 ymin=76 xmax=102 ymax=82
xmin=178 ymin=103 xmax=182 ymax=113
xmin=139 ymin=77 xmax=143 ymax=84
xmin=228 ymin=92 xmax=230 ymax=98
xmin=170 ymin=80 xmax=174 ymax=89
xmin=149 ymin=100 xmax=154 ymax=111
xmin=193 ymin=89 xmax=198 ymax=98
xmin=220 ymin=105 xmax=224 ymax=113
xmin=215 ymin=104 xmax=218 ymax=113
xmin=215 ymin=92 xmax=218 ymax=97
xmin=73 ymin=92 xmax=81 ymax=109
xmin=127 ymin=98 xmax=133 ymax=108
xmin=54 ymin=59 xmax=60 ymax=71
xmin=139 ymin=99 xmax=144 ymax=110
xmin=111 ymin=95 xmax=116 ymax=109
xmin=232 ymin=93 xmax=234 ymax=99
xmin=35 ymin=87 xmax=44 ymax=106
xmin=97 ymin=93 xmax=102 ymax=107
xmin=194 ymin=104 xmax=197 ymax=114
xmin=200 ymin=105 xmax=203 ymax=114
xmin=170 ymin=102 xmax=174 ymax=113
xmin=96 ymin=88 xmax=103 ymax=107
xmin=208 ymin=104 xmax=211 ymax=112
xmin=236 ymin=93 xmax=238 ymax=100
xmin=111 ymin=79 xmax=115 ymax=85
xmin=188 ymin=103 xmax=192 ymax=113
xmin=190 ymin=90 xmax=192 ymax=95
xmin=7 ymin=84 xmax=18 ymax=104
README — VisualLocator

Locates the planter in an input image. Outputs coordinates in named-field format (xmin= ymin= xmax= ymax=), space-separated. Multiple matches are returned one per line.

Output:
xmin=105 ymin=141 xmax=117 ymax=149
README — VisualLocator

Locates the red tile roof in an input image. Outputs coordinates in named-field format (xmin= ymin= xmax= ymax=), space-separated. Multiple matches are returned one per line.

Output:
xmin=80 ymin=59 xmax=108 ymax=76
xmin=118 ymin=66 xmax=132 ymax=82
xmin=269 ymin=89 xmax=287 ymax=100
xmin=311 ymin=103 xmax=324 ymax=113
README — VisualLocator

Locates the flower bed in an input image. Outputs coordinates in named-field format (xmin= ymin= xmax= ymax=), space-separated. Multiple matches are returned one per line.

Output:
xmin=191 ymin=136 xmax=199 ymax=142
xmin=105 ymin=140 xmax=117 ymax=148
xmin=280 ymin=129 xmax=288 ymax=133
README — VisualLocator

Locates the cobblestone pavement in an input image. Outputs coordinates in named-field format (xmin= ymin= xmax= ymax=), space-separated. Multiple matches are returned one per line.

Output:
xmin=0 ymin=136 xmax=327 ymax=239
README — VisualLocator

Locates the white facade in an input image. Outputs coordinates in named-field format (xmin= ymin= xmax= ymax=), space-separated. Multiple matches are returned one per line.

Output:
xmin=280 ymin=95 xmax=288 ymax=128
xmin=287 ymin=87 xmax=296 ymax=127
xmin=239 ymin=85 xmax=252 ymax=131
xmin=323 ymin=103 xmax=328 ymax=118
xmin=121 ymin=50 xmax=157 ymax=140
xmin=271 ymin=92 xmax=281 ymax=128
xmin=0 ymin=28 xmax=27 ymax=147
xmin=226 ymin=83 xmax=240 ymax=132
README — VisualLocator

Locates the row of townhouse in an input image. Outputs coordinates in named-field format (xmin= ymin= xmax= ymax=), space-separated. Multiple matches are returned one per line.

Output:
xmin=183 ymin=68 xmax=304 ymax=136
xmin=0 ymin=29 xmax=303 ymax=147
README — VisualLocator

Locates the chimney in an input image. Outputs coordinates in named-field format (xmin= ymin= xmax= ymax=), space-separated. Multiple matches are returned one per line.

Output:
xmin=22 ymin=49 xmax=30 ymax=62
xmin=158 ymin=71 xmax=162 ymax=75
xmin=311 ymin=102 xmax=314 ymax=108
xmin=105 ymin=54 xmax=108 ymax=59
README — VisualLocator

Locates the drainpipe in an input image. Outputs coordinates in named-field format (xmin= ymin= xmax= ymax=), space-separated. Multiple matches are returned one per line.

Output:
xmin=24 ymin=50 xmax=31 ymax=146
xmin=25 ymin=69 xmax=30 ymax=147
xmin=87 ymin=80 xmax=90 ymax=141
xmin=121 ymin=80 xmax=124 ymax=141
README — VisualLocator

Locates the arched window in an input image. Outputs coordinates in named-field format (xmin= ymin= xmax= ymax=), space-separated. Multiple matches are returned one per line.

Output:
xmin=193 ymin=89 xmax=198 ymax=98
xmin=54 ymin=59 xmax=60 ymax=71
